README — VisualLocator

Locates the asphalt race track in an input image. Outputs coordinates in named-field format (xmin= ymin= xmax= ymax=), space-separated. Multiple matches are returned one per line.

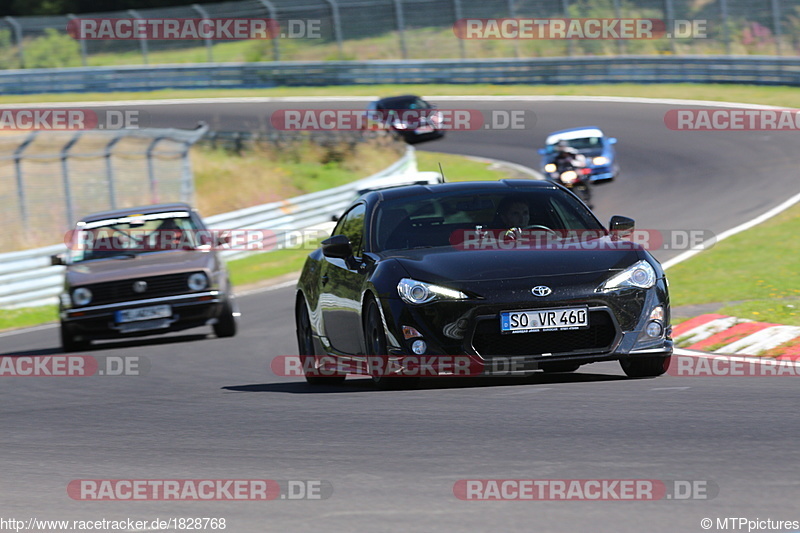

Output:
xmin=1 ymin=98 xmax=799 ymax=533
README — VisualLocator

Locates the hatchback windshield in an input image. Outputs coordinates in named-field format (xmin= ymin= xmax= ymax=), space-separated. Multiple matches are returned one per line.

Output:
xmin=69 ymin=211 xmax=202 ymax=262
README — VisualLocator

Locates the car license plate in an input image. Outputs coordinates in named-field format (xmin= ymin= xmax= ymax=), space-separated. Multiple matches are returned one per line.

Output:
xmin=115 ymin=304 xmax=171 ymax=323
xmin=117 ymin=318 xmax=171 ymax=333
xmin=415 ymin=125 xmax=434 ymax=133
xmin=500 ymin=307 xmax=589 ymax=334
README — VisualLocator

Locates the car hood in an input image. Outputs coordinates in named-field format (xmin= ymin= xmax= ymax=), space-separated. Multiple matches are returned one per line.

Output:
xmin=383 ymin=241 xmax=642 ymax=286
xmin=66 ymin=251 xmax=215 ymax=286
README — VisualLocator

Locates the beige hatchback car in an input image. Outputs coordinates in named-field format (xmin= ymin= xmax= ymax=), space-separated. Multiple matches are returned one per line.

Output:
xmin=52 ymin=203 xmax=238 ymax=352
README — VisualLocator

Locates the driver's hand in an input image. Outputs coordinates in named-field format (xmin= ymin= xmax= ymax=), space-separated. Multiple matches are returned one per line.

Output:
xmin=503 ymin=227 xmax=522 ymax=241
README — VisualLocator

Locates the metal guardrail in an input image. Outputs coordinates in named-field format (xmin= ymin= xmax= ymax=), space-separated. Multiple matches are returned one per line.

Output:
xmin=0 ymin=56 xmax=799 ymax=95
xmin=0 ymin=145 xmax=417 ymax=310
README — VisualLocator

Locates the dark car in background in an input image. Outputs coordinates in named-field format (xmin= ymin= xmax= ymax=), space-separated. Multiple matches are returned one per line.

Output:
xmin=295 ymin=180 xmax=672 ymax=389
xmin=539 ymin=126 xmax=619 ymax=183
xmin=52 ymin=203 xmax=238 ymax=351
xmin=367 ymin=95 xmax=445 ymax=143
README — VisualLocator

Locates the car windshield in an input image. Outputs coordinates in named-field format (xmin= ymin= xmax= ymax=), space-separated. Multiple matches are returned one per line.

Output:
xmin=69 ymin=211 xmax=202 ymax=262
xmin=549 ymin=137 xmax=603 ymax=150
xmin=377 ymin=97 xmax=430 ymax=111
xmin=373 ymin=188 xmax=605 ymax=252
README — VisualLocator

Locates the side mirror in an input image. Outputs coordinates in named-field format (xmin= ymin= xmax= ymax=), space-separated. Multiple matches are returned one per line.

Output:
xmin=537 ymin=148 xmax=547 ymax=155
xmin=608 ymin=137 xmax=617 ymax=145
xmin=51 ymin=253 xmax=66 ymax=266
xmin=609 ymin=216 xmax=635 ymax=240
xmin=321 ymin=235 xmax=352 ymax=259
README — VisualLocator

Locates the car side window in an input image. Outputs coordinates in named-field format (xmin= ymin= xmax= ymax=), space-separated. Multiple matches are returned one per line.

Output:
xmin=334 ymin=203 xmax=367 ymax=257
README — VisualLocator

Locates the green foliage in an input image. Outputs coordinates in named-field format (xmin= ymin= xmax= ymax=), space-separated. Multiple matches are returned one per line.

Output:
xmin=24 ymin=28 xmax=81 ymax=68
xmin=0 ymin=29 xmax=21 ymax=69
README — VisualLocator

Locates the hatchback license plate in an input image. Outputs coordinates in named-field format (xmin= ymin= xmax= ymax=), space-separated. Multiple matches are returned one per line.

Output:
xmin=115 ymin=304 xmax=171 ymax=323
xmin=500 ymin=307 xmax=589 ymax=334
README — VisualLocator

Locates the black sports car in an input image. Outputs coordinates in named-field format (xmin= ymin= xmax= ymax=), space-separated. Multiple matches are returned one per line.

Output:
xmin=295 ymin=180 xmax=672 ymax=388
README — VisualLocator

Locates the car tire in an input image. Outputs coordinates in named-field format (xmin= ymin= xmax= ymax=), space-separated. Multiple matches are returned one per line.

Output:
xmin=619 ymin=355 xmax=671 ymax=378
xmin=296 ymin=295 xmax=345 ymax=385
xmin=213 ymin=296 xmax=238 ymax=338
xmin=60 ymin=322 xmax=88 ymax=353
xmin=540 ymin=362 xmax=581 ymax=373
xmin=364 ymin=298 xmax=418 ymax=390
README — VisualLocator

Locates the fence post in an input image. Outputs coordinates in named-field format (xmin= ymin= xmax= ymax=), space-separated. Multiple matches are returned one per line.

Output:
xmin=4 ymin=16 xmax=25 ymax=68
xmin=663 ymin=0 xmax=676 ymax=54
xmin=191 ymin=4 xmax=214 ymax=63
xmin=60 ymin=133 xmax=82 ymax=227
xmin=104 ymin=134 xmax=124 ymax=210
xmin=508 ymin=0 xmax=520 ymax=58
xmin=12 ymin=131 xmax=38 ymax=228
xmin=771 ymin=0 xmax=783 ymax=55
xmin=67 ymin=14 xmax=88 ymax=66
xmin=322 ymin=0 xmax=344 ymax=59
xmin=612 ymin=0 xmax=625 ymax=55
xmin=146 ymin=137 xmax=165 ymax=203
xmin=128 ymin=10 xmax=149 ymax=64
xmin=561 ymin=0 xmax=574 ymax=56
xmin=180 ymin=143 xmax=194 ymax=203
xmin=719 ymin=0 xmax=731 ymax=55
xmin=453 ymin=0 xmax=466 ymax=59
xmin=256 ymin=0 xmax=281 ymax=61
xmin=393 ymin=0 xmax=408 ymax=59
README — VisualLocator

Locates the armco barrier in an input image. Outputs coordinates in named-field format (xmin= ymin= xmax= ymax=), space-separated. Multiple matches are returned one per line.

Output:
xmin=0 ymin=56 xmax=799 ymax=95
xmin=0 ymin=145 xmax=418 ymax=310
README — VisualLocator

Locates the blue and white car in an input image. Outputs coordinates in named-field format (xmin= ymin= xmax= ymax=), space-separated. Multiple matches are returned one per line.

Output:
xmin=538 ymin=127 xmax=618 ymax=183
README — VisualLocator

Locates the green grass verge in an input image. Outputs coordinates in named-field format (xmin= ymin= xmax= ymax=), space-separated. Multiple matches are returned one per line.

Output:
xmin=668 ymin=202 xmax=800 ymax=326
xmin=0 ymin=83 xmax=799 ymax=108
xmin=0 ymin=305 xmax=59 ymax=332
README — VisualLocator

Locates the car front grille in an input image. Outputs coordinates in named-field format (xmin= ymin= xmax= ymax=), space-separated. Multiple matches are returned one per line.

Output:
xmin=470 ymin=310 xmax=618 ymax=357
xmin=77 ymin=273 xmax=196 ymax=306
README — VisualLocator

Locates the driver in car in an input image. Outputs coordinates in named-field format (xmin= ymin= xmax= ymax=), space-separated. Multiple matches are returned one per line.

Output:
xmin=497 ymin=197 xmax=530 ymax=241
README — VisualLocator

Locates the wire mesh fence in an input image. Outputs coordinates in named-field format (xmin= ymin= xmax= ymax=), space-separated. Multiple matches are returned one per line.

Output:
xmin=0 ymin=126 xmax=207 ymax=252
xmin=1 ymin=0 xmax=798 ymax=69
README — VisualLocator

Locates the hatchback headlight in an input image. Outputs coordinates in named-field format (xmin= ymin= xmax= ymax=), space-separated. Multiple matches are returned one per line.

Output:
xmin=599 ymin=260 xmax=656 ymax=291
xmin=188 ymin=272 xmax=208 ymax=291
xmin=72 ymin=287 xmax=92 ymax=306
xmin=397 ymin=278 xmax=468 ymax=305
xmin=593 ymin=156 xmax=610 ymax=166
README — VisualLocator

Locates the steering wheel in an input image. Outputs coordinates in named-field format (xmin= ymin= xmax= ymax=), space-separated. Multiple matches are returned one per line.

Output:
xmin=111 ymin=229 xmax=144 ymax=247
xmin=522 ymin=224 xmax=558 ymax=235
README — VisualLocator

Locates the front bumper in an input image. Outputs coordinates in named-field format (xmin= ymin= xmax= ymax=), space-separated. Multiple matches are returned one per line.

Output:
xmin=373 ymin=282 xmax=671 ymax=376
xmin=61 ymin=291 xmax=225 ymax=340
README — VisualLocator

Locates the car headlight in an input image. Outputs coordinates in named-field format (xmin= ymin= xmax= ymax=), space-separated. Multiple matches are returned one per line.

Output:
xmin=397 ymin=278 xmax=468 ymax=305
xmin=72 ymin=287 xmax=92 ymax=306
xmin=598 ymin=260 xmax=656 ymax=291
xmin=592 ymin=156 xmax=609 ymax=166
xmin=544 ymin=163 xmax=556 ymax=173
xmin=560 ymin=170 xmax=578 ymax=184
xmin=187 ymin=272 xmax=209 ymax=291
